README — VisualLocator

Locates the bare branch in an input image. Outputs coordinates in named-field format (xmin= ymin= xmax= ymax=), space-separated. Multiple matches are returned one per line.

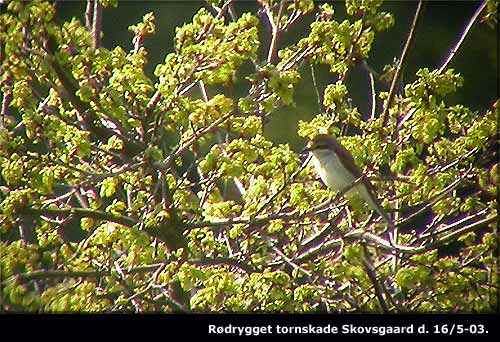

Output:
xmin=361 ymin=244 xmax=391 ymax=313
xmin=265 ymin=237 xmax=313 ymax=278
xmin=92 ymin=0 xmax=102 ymax=49
xmin=85 ymin=0 xmax=93 ymax=31
xmin=1 ymin=87 xmax=12 ymax=130
xmin=189 ymin=257 xmax=256 ymax=274
xmin=299 ymin=210 xmax=344 ymax=254
xmin=26 ymin=207 xmax=137 ymax=227
xmin=382 ymin=0 xmax=425 ymax=125
xmin=4 ymin=263 xmax=165 ymax=285
xmin=264 ymin=0 xmax=284 ymax=64
xmin=368 ymin=66 xmax=377 ymax=121
xmin=309 ymin=62 xmax=323 ymax=113
xmin=155 ymin=110 xmax=235 ymax=172
xmin=353 ymin=214 xmax=497 ymax=255
xmin=438 ymin=0 xmax=488 ymax=73
xmin=256 ymin=154 xmax=311 ymax=214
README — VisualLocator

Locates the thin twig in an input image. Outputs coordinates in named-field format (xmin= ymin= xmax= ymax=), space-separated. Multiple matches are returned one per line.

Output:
xmin=256 ymin=154 xmax=311 ymax=214
xmin=4 ymin=263 xmax=166 ymax=285
xmin=186 ymin=176 xmax=364 ymax=230
xmin=26 ymin=207 xmax=137 ymax=227
xmin=368 ymin=68 xmax=377 ymax=121
xmin=264 ymin=0 xmax=284 ymax=64
xmin=189 ymin=257 xmax=256 ymax=274
xmin=295 ymin=238 xmax=343 ymax=264
xmin=392 ymin=172 xmax=465 ymax=230
xmin=382 ymin=0 xmax=425 ymax=125
xmin=145 ymin=90 xmax=161 ymax=117
xmin=155 ymin=110 xmax=235 ymax=172
xmin=309 ymin=62 xmax=323 ymax=113
xmin=353 ymin=214 xmax=497 ymax=255
xmin=1 ymin=88 xmax=12 ymax=129
xmin=416 ymin=207 xmax=489 ymax=241
xmin=438 ymin=0 xmax=488 ymax=73
xmin=299 ymin=210 xmax=344 ymax=254
xmin=265 ymin=237 xmax=312 ymax=278
xmin=360 ymin=244 xmax=391 ymax=313
xmin=114 ymin=260 xmax=143 ymax=312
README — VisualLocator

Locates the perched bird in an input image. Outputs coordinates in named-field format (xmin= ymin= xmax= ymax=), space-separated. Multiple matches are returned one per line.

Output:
xmin=304 ymin=134 xmax=393 ymax=227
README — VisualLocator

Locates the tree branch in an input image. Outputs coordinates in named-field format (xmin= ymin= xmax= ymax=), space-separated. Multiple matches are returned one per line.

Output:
xmin=438 ymin=0 xmax=488 ymax=73
xmin=92 ymin=0 xmax=102 ymax=49
xmin=360 ymin=244 xmax=391 ymax=313
xmin=4 ymin=263 xmax=164 ymax=285
xmin=85 ymin=0 xmax=93 ymax=31
xmin=264 ymin=0 xmax=284 ymax=64
xmin=155 ymin=109 xmax=235 ymax=172
xmin=354 ymin=214 xmax=497 ymax=255
xmin=189 ymin=257 xmax=256 ymax=274
xmin=1 ymin=86 xmax=12 ymax=130
xmin=382 ymin=0 xmax=425 ymax=125
xmin=25 ymin=207 xmax=137 ymax=227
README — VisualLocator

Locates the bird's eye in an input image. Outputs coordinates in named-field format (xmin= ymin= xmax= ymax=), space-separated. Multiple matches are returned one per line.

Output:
xmin=315 ymin=144 xmax=328 ymax=150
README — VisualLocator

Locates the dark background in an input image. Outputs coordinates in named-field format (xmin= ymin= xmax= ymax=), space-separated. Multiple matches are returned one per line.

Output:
xmin=56 ymin=1 xmax=498 ymax=150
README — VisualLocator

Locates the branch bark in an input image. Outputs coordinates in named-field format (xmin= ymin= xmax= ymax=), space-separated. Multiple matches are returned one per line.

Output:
xmin=382 ymin=0 xmax=425 ymax=125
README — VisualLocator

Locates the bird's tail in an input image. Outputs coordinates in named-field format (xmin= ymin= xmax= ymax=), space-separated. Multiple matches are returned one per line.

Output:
xmin=359 ymin=185 xmax=394 ymax=229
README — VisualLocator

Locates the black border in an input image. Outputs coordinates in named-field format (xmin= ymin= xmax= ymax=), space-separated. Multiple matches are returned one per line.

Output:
xmin=2 ymin=313 xmax=499 ymax=340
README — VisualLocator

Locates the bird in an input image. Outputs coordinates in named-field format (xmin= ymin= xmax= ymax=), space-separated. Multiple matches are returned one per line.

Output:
xmin=303 ymin=134 xmax=393 ymax=227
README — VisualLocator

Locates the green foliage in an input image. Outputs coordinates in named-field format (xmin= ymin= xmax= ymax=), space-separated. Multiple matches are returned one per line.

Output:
xmin=0 ymin=0 xmax=497 ymax=313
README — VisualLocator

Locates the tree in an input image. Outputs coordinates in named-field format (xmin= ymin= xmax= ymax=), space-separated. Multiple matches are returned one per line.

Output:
xmin=0 ymin=0 xmax=497 ymax=312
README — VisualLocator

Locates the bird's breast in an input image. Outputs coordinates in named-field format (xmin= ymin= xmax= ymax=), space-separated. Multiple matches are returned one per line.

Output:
xmin=311 ymin=152 xmax=358 ymax=194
